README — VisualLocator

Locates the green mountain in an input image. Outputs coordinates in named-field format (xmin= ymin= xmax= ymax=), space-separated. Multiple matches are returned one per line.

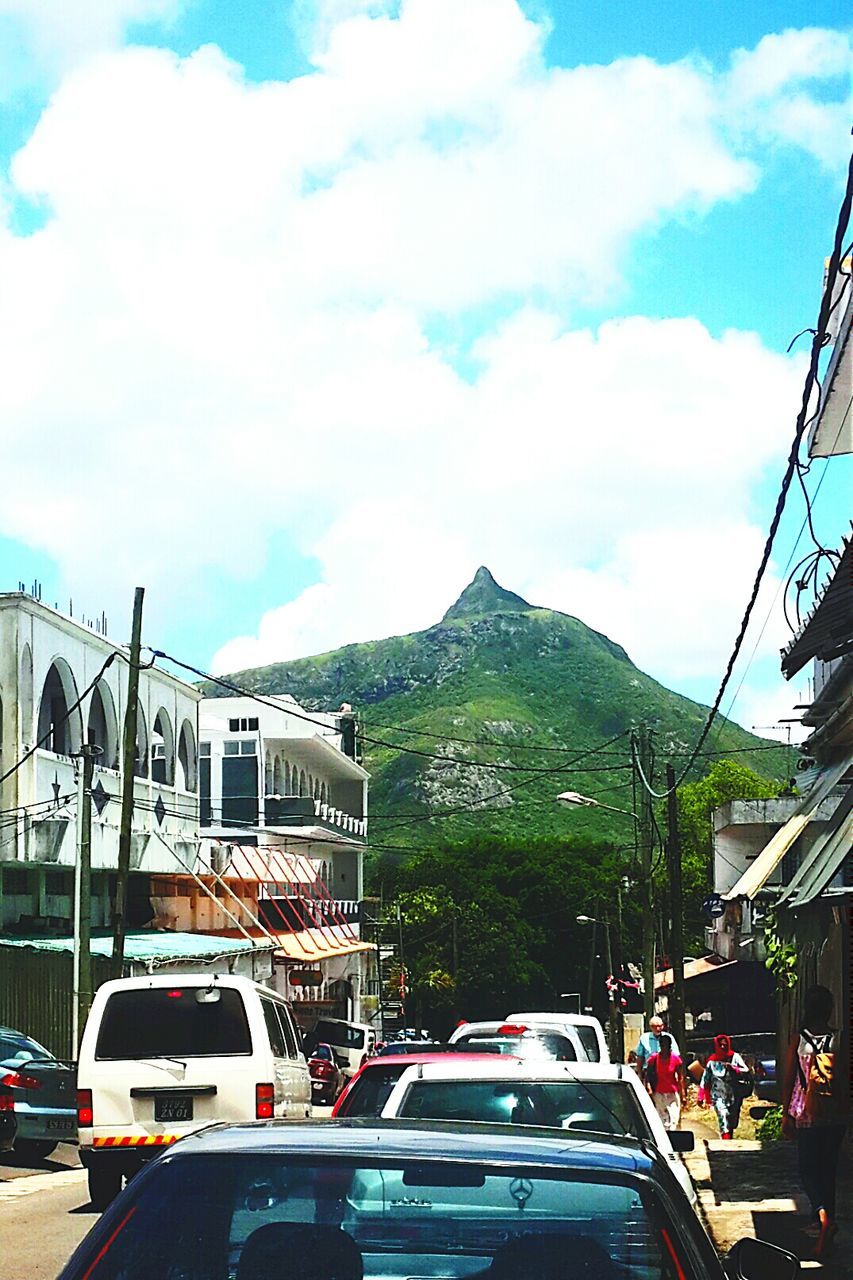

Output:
xmin=210 ymin=570 xmax=792 ymax=845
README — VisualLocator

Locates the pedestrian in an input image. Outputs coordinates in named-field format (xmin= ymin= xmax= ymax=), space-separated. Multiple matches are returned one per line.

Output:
xmin=697 ymin=1033 xmax=751 ymax=1139
xmin=645 ymin=1033 xmax=684 ymax=1130
xmin=781 ymin=985 xmax=847 ymax=1258
xmin=635 ymin=1015 xmax=680 ymax=1083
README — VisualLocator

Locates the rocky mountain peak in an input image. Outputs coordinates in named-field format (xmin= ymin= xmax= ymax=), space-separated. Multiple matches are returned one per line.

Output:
xmin=442 ymin=566 xmax=534 ymax=622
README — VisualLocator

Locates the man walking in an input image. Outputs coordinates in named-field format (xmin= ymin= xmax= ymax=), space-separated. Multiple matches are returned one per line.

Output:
xmin=635 ymin=1015 xmax=680 ymax=1082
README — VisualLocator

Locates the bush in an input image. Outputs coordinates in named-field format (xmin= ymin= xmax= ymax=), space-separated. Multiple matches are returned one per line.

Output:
xmin=755 ymin=1106 xmax=783 ymax=1142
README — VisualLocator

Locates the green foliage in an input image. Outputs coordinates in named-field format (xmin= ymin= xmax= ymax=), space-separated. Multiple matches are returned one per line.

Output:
xmin=755 ymin=1106 xmax=784 ymax=1142
xmin=763 ymin=907 xmax=798 ymax=989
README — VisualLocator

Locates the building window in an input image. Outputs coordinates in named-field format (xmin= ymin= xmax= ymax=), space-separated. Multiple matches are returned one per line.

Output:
xmin=224 ymin=741 xmax=239 ymax=756
xmin=45 ymin=871 xmax=72 ymax=897
xmin=229 ymin=719 xmax=240 ymax=732
xmin=229 ymin=717 xmax=259 ymax=732
xmin=3 ymin=868 xmax=28 ymax=895
xmin=240 ymin=740 xmax=256 ymax=756
xmin=199 ymin=742 xmax=211 ymax=757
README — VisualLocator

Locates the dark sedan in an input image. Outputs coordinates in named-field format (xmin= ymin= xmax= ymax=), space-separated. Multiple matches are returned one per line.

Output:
xmin=308 ymin=1043 xmax=345 ymax=1106
xmin=0 ymin=1026 xmax=76 ymax=1159
xmin=58 ymin=1120 xmax=799 ymax=1280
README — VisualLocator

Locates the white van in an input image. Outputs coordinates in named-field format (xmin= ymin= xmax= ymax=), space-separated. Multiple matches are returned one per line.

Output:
xmin=77 ymin=974 xmax=311 ymax=1209
xmin=308 ymin=1017 xmax=376 ymax=1079
xmin=506 ymin=1012 xmax=610 ymax=1063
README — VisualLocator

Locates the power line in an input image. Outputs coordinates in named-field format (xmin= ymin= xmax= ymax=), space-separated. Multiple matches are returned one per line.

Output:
xmin=635 ymin=151 xmax=853 ymax=800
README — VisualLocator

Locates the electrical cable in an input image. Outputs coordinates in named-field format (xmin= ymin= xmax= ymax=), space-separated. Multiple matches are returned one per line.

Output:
xmin=633 ymin=152 xmax=853 ymax=800
xmin=0 ymin=651 xmax=122 ymax=786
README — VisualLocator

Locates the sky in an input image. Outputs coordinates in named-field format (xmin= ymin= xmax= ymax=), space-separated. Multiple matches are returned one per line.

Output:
xmin=0 ymin=0 xmax=850 ymax=743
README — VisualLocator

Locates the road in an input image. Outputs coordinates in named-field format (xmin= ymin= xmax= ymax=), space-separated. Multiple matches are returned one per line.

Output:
xmin=0 ymin=1109 xmax=336 ymax=1279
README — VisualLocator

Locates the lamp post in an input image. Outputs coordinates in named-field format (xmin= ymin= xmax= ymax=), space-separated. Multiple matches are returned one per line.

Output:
xmin=576 ymin=913 xmax=619 ymax=1058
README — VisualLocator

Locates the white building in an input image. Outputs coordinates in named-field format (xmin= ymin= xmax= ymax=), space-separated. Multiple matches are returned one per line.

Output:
xmin=0 ymin=592 xmax=201 ymax=930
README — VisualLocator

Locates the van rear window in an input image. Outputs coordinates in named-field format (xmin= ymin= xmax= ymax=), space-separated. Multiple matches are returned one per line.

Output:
xmin=95 ymin=988 xmax=252 ymax=1059
xmin=314 ymin=1020 xmax=365 ymax=1050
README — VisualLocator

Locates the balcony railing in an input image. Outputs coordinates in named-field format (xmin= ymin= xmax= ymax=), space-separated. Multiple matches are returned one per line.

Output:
xmin=263 ymin=795 xmax=366 ymax=839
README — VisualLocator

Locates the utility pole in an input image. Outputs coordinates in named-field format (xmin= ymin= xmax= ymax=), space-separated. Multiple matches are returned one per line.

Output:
xmin=665 ymin=762 xmax=686 ymax=1055
xmin=585 ymin=909 xmax=598 ymax=1013
xmin=72 ymin=744 xmax=100 ymax=1051
xmin=602 ymin=916 xmax=617 ymax=1058
xmin=451 ymin=909 xmax=459 ymax=977
xmin=611 ymin=878 xmax=625 ymax=1061
xmin=112 ymin=588 xmax=144 ymax=979
xmin=633 ymin=724 xmax=656 ymax=1021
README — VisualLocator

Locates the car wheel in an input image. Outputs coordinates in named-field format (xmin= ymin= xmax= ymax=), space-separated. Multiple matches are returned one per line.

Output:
xmin=88 ymin=1163 xmax=123 ymax=1212
xmin=14 ymin=1139 xmax=57 ymax=1161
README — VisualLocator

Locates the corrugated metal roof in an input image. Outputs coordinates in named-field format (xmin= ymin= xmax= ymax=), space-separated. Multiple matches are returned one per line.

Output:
xmin=722 ymin=756 xmax=851 ymax=901
xmin=0 ymin=930 xmax=266 ymax=961
xmin=779 ymin=786 xmax=853 ymax=908
xmin=781 ymin=538 xmax=853 ymax=678
xmin=654 ymin=956 xmax=736 ymax=990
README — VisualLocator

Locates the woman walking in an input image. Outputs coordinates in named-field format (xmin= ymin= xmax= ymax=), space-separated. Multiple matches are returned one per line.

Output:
xmin=645 ymin=1033 xmax=684 ymax=1130
xmin=781 ymin=985 xmax=847 ymax=1259
xmin=698 ymin=1033 xmax=750 ymax=1139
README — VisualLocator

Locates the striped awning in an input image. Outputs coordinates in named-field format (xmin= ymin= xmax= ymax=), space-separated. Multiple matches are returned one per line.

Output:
xmin=778 ymin=786 xmax=853 ymax=908
xmin=722 ymin=756 xmax=851 ymax=901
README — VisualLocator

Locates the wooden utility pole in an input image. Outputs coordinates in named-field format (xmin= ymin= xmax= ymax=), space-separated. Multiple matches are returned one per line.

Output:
xmin=73 ymin=744 xmax=99 ymax=1050
xmin=665 ymin=762 xmax=686 ymax=1054
xmin=611 ymin=878 xmax=625 ymax=1061
xmin=112 ymin=588 xmax=144 ymax=979
xmin=633 ymin=724 xmax=656 ymax=1021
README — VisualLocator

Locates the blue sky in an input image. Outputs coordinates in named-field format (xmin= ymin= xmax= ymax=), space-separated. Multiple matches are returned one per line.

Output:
xmin=0 ymin=0 xmax=849 ymax=737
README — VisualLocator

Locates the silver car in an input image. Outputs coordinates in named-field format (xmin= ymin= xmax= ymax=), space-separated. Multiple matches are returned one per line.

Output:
xmin=0 ymin=1026 xmax=76 ymax=1159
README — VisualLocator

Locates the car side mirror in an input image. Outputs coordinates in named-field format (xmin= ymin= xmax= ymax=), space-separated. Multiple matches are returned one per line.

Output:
xmin=728 ymin=1237 xmax=799 ymax=1280
xmin=669 ymin=1130 xmax=694 ymax=1152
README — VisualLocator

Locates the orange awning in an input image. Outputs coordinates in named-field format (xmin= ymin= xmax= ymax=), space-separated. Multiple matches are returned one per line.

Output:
xmin=654 ymin=956 xmax=736 ymax=991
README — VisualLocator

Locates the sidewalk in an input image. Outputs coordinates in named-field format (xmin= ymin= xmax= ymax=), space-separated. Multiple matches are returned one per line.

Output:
xmin=681 ymin=1119 xmax=852 ymax=1278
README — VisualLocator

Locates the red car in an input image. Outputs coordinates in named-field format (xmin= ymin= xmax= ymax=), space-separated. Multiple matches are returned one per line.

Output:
xmin=332 ymin=1053 xmax=515 ymax=1118
xmin=308 ymin=1043 xmax=345 ymax=1106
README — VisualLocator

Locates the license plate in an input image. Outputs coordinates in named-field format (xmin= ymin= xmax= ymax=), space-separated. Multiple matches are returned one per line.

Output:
xmin=46 ymin=1118 xmax=74 ymax=1131
xmin=154 ymin=1096 xmax=193 ymax=1122
xmin=312 ymin=1082 xmax=324 ymax=1090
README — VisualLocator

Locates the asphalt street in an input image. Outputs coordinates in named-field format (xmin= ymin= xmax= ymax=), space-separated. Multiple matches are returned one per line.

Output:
xmin=0 ymin=1109 xmax=336 ymax=1278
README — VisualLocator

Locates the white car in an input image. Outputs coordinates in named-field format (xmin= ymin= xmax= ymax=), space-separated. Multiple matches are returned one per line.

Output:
xmin=447 ymin=1019 xmax=590 ymax=1061
xmin=380 ymin=1058 xmax=697 ymax=1207
xmin=507 ymin=1010 xmax=610 ymax=1063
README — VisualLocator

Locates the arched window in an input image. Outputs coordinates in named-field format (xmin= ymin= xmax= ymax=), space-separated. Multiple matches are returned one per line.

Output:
xmin=19 ymin=645 xmax=33 ymax=748
xmin=265 ymin=752 xmax=273 ymax=793
xmin=134 ymin=703 xmax=149 ymax=778
xmin=177 ymin=718 xmax=197 ymax=792
xmin=320 ymin=781 xmax=327 ymax=804
xmin=151 ymin=709 xmax=175 ymax=785
xmin=37 ymin=659 xmax=83 ymax=756
xmin=273 ymin=755 xmax=282 ymax=794
xmin=299 ymin=769 xmax=306 ymax=796
xmin=87 ymin=681 xmax=119 ymax=770
xmin=284 ymin=762 xmax=291 ymax=794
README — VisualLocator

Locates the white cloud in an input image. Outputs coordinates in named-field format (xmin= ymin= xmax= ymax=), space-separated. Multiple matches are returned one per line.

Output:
xmin=0 ymin=0 xmax=182 ymax=77
xmin=0 ymin=2 xmax=847 ymax=708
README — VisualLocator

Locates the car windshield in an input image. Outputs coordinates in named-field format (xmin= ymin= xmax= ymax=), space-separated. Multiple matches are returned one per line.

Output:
xmin=455 ymin=1033 xmax=577 ymax=1061
xmin=0 ymin=1032 xmax=51 ymax=1062
xmin=314 ymin=1021 xmax=365 ymax=1050
xmin=394 ymin=1080 xmax=651 ymax=1138
xmin=379 ymin=1042 xmax=459 ymax=1056
xmin=338 ymin=1066 xmax=408 ymax=1116
xmin=63 ymin=1152 xmax=686 ymax=1280
xmin=95 ymin=989 xmax=252 ymax=1059
xmin=575 ymin=1027 xmax=601 ymax=1061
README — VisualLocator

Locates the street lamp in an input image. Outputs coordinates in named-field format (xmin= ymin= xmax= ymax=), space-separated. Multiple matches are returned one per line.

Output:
xmin=557 ymin=791 xmax=638 ymax=820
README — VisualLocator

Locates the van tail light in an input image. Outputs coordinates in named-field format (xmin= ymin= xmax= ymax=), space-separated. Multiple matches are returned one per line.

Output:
xmin=0 ymin=1071 xmax=42 ymax=1090
xmin=0 ymin=1091 xmax=14 ymax=1113
xmin=77 ymin=1088 xmax=94 ymax=1127
xmin=256 ymin=1083 xmax=275 ymax=1119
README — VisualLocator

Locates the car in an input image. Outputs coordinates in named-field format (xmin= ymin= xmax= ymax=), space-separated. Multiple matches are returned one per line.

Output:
xmin=754 ymin=1055 xmax=779 ymax=1103
xmin=332 ymin=1052 xmax=505 ymax=1118
xmin=76 ymin=974 xmax=311 ymax=1210
xmin=57 ymin=1119 xmax=800 ymax=1280
xmin=380 ymin=1057 xmax=697 ymax=1206
xmin=376 ymin=1041 xmax=479 ymax=1056
xmin=506 ymin=1010 xmax=610 ymax=1062
xmin=0 ymin=1025 xmax=76 ymax=1159
xmin=306 ymin=1018 xmax=377 ymax=1080
xmin=0 ymin=1079 xmax=15 ymax=1152
xmin=308 ymin=1043 xmax=345 ymax=1106
xmin=448 ymin=1019 xmax=588 ymax=1061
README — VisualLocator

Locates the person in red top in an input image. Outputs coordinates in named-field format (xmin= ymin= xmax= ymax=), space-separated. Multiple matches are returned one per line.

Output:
xmin=645 ymin=1033 xmax=684 ymax=1130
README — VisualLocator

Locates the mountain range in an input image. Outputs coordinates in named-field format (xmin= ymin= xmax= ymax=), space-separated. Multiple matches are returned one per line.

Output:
xmin=209 ymin=567 xmax=790 ymax=846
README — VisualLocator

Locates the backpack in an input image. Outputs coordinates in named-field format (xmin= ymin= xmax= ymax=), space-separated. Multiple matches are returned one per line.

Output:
xmin=800 ymin=1031 xmax=837 ymax=1122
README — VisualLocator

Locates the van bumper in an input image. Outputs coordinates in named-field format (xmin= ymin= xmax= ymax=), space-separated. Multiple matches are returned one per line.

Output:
xmin=79 ymin=1138 xmax=178 ymax=1175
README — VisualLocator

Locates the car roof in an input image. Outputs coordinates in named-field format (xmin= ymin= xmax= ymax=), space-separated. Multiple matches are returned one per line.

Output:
xmin=453 ymin=1022 xmax=574 ymax=1037
xmin=156 ymin=1117 xmax=656 ymax=1174
xmin=388 ymin=1061 xmax=630 ymax=1082
xmin=509 ymin=1012 xmax=603 ymax=1028
xmin=90 ymin=973 xmax=268 ymax=994
xmin=362 ymin=1052 xmax=506 ymax=1067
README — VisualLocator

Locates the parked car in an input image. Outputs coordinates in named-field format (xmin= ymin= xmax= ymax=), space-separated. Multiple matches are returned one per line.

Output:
xmin=507 ymin=1010 xmax=610 ymax=1062
xmin=57 ymin=1120 xmax=800 ymax=1280
xmin=448 ymin=1019 xmax=587 ymax=1061
xmin=308 ymin=1043 xmax=345 ymax=1106
xmin=380 ymin=1057 xmax=697 ymax=1206
xmin=76 ymin=974 xmax=311 ymax=1210
xmin=306 ymin=1018 xmax=376 ymax=1079
xmin=0 ymin=1079 xmax=15 ymax=1152
xmin=0 ymin=1025 xmax=76 ymax=1159
xmin=332 ymin=1052 xmax=504 ymax=1118
xmin=754 ymin=1055 xmax=779 ymax=1103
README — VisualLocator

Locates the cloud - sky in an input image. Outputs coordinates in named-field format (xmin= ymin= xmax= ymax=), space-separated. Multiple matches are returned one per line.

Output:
xmin=0 ymin=0 xmax=849 ymax=738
